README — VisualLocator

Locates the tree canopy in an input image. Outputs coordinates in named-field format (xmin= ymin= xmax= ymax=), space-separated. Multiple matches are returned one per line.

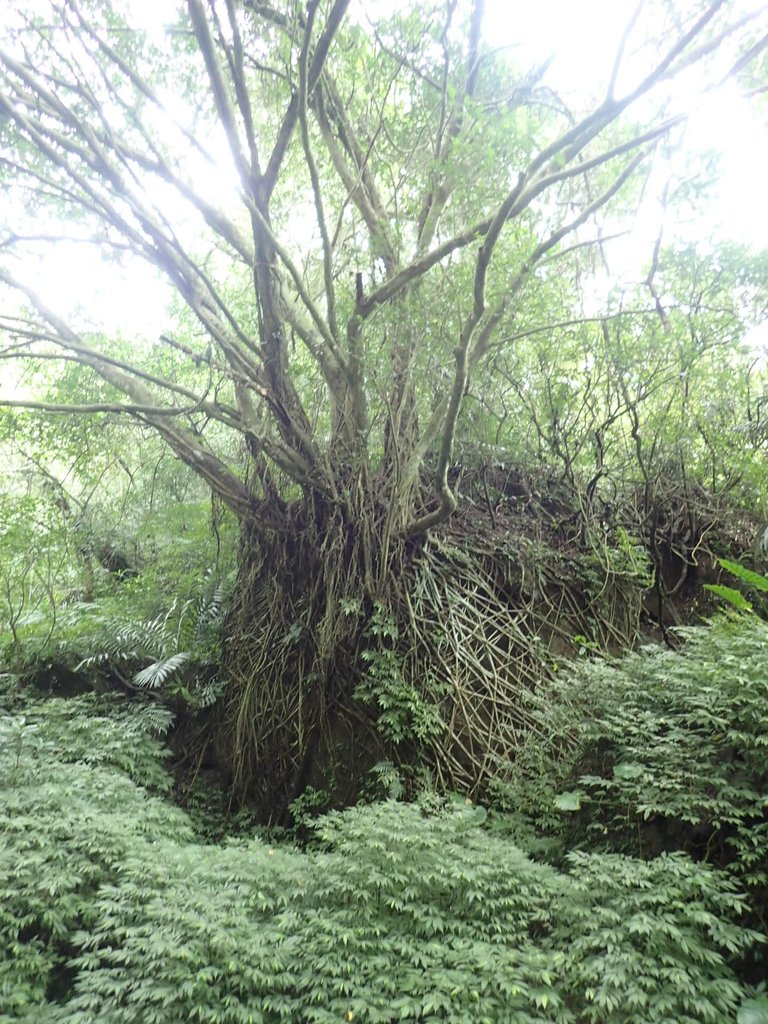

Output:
xmin=0 ymin=0 xmax=764 ymax=531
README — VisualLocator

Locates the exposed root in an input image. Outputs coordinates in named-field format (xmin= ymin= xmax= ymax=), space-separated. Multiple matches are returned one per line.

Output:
xmin=212 ymin=464 xmax=759 ymax=822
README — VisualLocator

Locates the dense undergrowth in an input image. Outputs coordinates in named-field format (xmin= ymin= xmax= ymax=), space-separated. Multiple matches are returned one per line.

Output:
xmin=2 ymin=614 xmax=768 ymax=1022
xmin=497 ymin=615 xmax=768 ymax=897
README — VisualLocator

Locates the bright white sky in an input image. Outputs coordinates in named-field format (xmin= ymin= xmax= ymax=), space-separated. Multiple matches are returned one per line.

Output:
xmin=3 ymin=0 xmax=768 ymax=342
xmin=484 ymin=0 xmax=768 ymax=249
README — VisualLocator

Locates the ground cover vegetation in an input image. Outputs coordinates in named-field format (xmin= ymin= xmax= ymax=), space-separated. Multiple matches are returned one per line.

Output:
xmin=2 ymin=616 xmax=768 ymax=1021
xmin=1 ymin=0 xmax=768 ymax=1016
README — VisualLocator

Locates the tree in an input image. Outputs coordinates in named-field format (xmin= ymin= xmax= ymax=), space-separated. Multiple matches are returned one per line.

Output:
xmin=0 ymin=0 xmax=766 ymax=817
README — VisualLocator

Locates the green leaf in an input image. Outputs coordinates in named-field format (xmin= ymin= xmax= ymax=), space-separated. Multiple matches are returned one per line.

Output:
xmin=469 ymin=804 xmax=488 ymax=824
xmin=133 ymin=651 xmax=191 ymax=688
xmin=613 ymin=762 xmax=645 ymax=780
xmin=703 ymin=584 xmax=753 ymax=611
xmin=719 ymin=558 xmax=768 ymax=593
xmin=738 ymin=997 xmax=768 ymax=1024
xmin=554 ymin=791 xmax=583 ymax=811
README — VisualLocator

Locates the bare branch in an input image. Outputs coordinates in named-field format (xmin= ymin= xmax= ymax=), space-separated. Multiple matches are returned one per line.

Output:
xmin=222 ymin=0 xmax=261 ymax=175
xmin=0 ymin=397 xmax=198 ymax=417
xmin=416 ymin=0 xmax=483 ymax=253
xmin=608 ymin=0 xmax=646 ymax=100
xmin=313 ymin=79 xmax=398 ymax=271
xmin=298 ymin=0 xmax=340 ymax=343
xmin=186 ymin=0 xmax=257 ymax=193
xmin=262 ymin=0 xmax=351 ymax=198
xmin=358 ymin=216 xmax=492 ymax=318
xmin=0 ymin=269 xmax=254 ymax=513
xmin=472 ymin=150 xmax=648 ymax=366
xmin=645 ymin=182 xmax=672 ymax=334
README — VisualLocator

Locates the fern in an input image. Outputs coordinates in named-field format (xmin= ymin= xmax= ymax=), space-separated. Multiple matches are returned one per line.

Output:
xmin=0 ymin=694 xmax=189 ymax=1018
xmin=5 ymin=617 xmax=767 ymax=1021
xmin=74 ymin=576 xmax=228 ymax=705
xmin=133 ymin=651 xmax=191 ymax=689
xmin=52 ymin=802 xmax=758 ymax=1024
xmin=718 ymin=558 xmax=768 ymax=593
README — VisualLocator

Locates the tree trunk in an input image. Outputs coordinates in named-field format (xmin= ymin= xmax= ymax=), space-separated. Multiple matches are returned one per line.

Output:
xmin=218 ymin=493 xmax=390 ymax=822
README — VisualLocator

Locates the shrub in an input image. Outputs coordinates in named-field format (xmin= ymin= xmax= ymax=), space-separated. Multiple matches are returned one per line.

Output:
xmin=2 ymin=636 xmax=763 ymax=1022
xmin=44 ymin=803 xmax=761 ymax=1023
xmin=0 ymin=695 xmax=189 ymax=1018
xmin=501 ymin=614 xmax=768 ymax=943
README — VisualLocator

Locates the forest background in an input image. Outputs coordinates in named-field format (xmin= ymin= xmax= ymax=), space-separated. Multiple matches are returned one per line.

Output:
xmin=1 ymin=1 xmax=768 ymax=1020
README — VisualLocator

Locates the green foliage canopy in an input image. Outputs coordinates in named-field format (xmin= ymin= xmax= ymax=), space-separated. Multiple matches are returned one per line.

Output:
xmin=0 ymin=0 xmax=765 ymax=541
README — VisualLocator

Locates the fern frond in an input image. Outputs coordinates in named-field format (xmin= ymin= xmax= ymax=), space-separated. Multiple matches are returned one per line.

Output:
xmin=197 ymin=677 xmax=224 ymax=708
xmin=134 ymin=704 xmax=176 ymax=733
xmin=133 ymin=652 xmax=191 ymax=689
xmin=76 ymin=641 xmax=146 ymax=672
xmin=196 ymin=583 xmax=225 ymax=632
xmin=174 ymin=596 xmax=199 ymax=652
